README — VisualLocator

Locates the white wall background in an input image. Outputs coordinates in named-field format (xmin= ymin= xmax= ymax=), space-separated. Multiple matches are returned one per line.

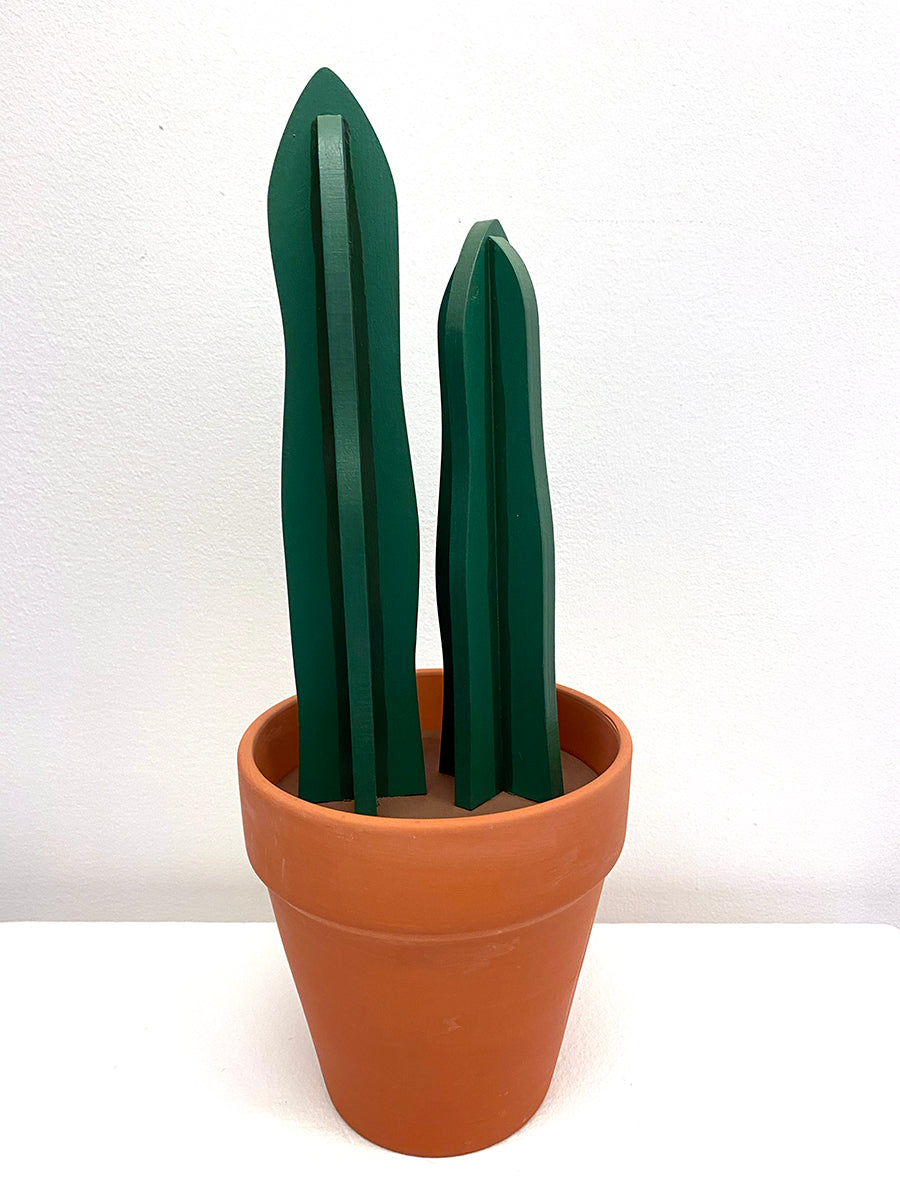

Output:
xmin=2 ymin=0 xmax=898 ymax=923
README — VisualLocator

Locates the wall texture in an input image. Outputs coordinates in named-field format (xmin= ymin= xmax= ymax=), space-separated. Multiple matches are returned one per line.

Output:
xmin=2 ymin=0 xmax=898 ymax=922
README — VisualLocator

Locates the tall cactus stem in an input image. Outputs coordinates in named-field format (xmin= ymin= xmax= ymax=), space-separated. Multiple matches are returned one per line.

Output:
xmin=269 ymin=69 xmax=425 ymax=813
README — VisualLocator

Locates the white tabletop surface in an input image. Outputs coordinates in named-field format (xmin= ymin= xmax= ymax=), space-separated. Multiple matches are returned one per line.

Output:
xmin=1 ymin=922 xmax=897 ymax=1198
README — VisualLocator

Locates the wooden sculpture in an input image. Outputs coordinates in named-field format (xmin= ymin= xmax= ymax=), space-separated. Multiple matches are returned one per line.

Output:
xmin=240 ymin=69 xmax=633 ymax=1158
xmin=437 ymin=221 xmax=564 ymax=809
xmin=268 ymin=68 xmax=425 ymax=813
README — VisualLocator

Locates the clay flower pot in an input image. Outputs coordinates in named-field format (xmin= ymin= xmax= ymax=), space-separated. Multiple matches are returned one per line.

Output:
xmin=238 ymin=668 xmax=631 ymax=1157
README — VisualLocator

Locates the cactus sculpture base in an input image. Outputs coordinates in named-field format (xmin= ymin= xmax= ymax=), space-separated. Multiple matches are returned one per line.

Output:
xmin=276 ymin=730 xmax=598 ymax=818
xmin=238 ymin=669 xmax=632 ymax=1157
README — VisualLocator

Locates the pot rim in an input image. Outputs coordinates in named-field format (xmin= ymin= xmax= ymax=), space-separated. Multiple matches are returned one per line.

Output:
xmin=238 ymin=667 xmax=632 ymax=836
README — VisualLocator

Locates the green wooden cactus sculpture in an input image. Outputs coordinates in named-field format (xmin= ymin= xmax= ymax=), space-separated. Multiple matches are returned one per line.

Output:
xmin=268 ymin=69 xmax=562 ymax=815
xmin=436 ymin=221 xmax=564 ymax=810
xmin=268 ymin=69 xmax=425 ymax=814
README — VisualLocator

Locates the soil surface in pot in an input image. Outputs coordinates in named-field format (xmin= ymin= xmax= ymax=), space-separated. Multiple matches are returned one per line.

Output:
xmin=277 ymin=731 xmax=597 ymax=817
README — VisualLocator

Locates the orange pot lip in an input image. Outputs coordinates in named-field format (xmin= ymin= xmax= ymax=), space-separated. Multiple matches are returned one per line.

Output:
xmin=238 ymin=667 xmax=632 ymax=837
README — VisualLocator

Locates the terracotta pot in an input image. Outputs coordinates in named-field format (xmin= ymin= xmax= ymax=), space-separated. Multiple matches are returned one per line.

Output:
xmin=238 ymin=668 xmax=631 ymax=1156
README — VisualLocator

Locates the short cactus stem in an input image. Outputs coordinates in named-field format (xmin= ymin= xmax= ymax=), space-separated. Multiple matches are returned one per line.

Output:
xmin=437 ymin=222 xmax=564 ymax=809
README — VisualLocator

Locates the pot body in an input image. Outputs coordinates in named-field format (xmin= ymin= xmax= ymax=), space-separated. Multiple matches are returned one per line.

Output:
xmin=238 ymin=669 xmax=631 ymax=1156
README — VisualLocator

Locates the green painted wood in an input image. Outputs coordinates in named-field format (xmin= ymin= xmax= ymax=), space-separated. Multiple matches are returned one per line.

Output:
xmin=268 ymin=69 xmax=425 ymax=812
xmin=488 ymin=234 xmax=563 ymax=801
xmin=437 ymin=223 xmax=563 ymax=809
xmin=436 ymin=221 xmax=504 ymax=806
xmin=314 ymin=114 xmax=378 ymax=811
xmin=435 ymin=277 xmax=455 ymax=775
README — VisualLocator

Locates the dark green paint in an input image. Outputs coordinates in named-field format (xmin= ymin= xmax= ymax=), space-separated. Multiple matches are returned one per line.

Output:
xmin=437 ymin=223 xmax=563 ymax=809
xmin=269 ymin=69 xmax=425 ymax=812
